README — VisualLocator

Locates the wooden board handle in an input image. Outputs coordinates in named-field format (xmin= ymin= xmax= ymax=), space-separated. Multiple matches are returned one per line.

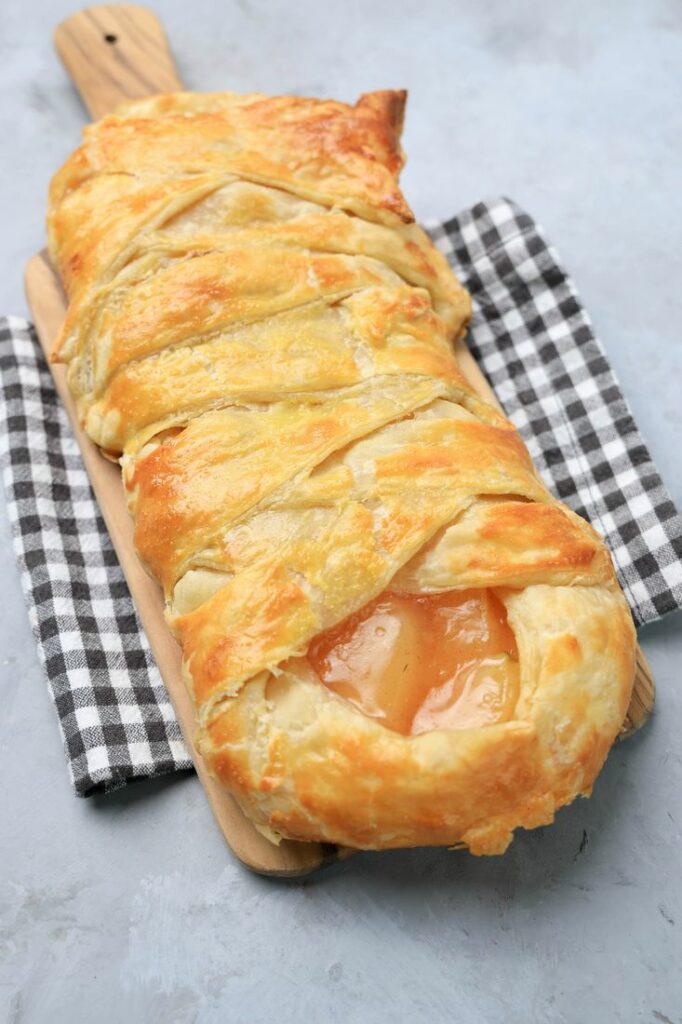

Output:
xmin=54 ymin=4 xmax=183 ymax=119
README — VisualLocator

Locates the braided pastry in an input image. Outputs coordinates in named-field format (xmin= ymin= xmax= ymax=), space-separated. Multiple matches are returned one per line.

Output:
xmin=48 ymin=90 xmax=635 ymax=854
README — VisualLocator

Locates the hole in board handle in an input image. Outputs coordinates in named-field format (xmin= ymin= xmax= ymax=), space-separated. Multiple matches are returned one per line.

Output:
xmin=104 ymin=33 xmax=118 ymax=44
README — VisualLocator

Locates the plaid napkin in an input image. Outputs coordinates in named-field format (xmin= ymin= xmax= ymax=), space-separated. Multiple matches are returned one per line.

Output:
xmin=1 ymin=198 xmax=681 ymax=797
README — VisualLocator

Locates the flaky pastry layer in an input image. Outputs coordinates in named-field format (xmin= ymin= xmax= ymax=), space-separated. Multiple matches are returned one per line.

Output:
xmin=48 ymin=89 xmax=635 ymax=853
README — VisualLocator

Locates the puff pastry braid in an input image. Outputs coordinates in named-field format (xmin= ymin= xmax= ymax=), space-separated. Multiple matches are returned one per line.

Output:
xmin=48 ymin=90 xmax=635 ymax=854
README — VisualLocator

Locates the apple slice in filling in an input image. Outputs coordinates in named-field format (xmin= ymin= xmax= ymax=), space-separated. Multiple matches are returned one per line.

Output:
xmin=307 ymin=589 xmax=519 ymax=735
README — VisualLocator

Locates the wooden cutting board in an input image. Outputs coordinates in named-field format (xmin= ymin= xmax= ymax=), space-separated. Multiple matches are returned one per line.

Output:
xmin=23 ymin=3 xmax=654 ymax=877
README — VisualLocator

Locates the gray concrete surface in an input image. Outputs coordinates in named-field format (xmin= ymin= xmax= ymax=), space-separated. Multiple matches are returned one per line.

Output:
xmin=1 ymin=1 xmax=681 ymax=1021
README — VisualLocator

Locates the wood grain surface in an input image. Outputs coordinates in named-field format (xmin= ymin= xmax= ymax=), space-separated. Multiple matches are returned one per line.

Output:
xmin=54 ymin=4 xmax=182 ymax=119
xmin=26 ymin=3 xmax=652 ymax=876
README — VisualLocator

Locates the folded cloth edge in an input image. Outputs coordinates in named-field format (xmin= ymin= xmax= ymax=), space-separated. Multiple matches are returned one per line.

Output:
xmin=428 ymin=197 xmax=682 ymax=625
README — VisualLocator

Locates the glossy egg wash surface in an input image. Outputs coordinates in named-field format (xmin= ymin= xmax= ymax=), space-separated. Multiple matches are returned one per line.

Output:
xmin=307 ymin=589 xmax=520 ymax=735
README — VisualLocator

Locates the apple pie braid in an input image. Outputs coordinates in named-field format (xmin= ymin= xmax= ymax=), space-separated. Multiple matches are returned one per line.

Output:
xmin=47 ymin=90 xmax=635 ymax=854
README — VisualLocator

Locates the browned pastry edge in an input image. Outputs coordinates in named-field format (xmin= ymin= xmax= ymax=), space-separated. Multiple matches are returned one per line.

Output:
xmin=46 ymin=88 xmax=637 ymax=853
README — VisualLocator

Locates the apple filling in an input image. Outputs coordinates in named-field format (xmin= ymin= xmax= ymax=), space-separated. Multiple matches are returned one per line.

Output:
xmin=307 ymin=589 xmax=519 ymax=735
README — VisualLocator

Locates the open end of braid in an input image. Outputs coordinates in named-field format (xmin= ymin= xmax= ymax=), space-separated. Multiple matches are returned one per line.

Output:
xmin=306 ymin=587 xmax=520 ymax=735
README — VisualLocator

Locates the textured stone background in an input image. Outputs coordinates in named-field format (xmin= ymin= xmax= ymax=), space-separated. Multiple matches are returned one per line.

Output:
xmin=1 ymin=1 xmax=680 ymax=1021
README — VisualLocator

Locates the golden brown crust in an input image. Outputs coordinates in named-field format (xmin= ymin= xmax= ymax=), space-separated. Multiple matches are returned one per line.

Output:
xmin=48 ymin=88 xmax=636 ymax=854
xmin=199 ymin=585 xmax=634 ymax=853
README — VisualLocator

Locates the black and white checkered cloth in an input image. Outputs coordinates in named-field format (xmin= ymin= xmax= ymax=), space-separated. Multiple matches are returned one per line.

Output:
xmin=0 ymin=318 xmax=192 ymax=794
xmin=1 ymin=197 xmax=681 ymax=796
